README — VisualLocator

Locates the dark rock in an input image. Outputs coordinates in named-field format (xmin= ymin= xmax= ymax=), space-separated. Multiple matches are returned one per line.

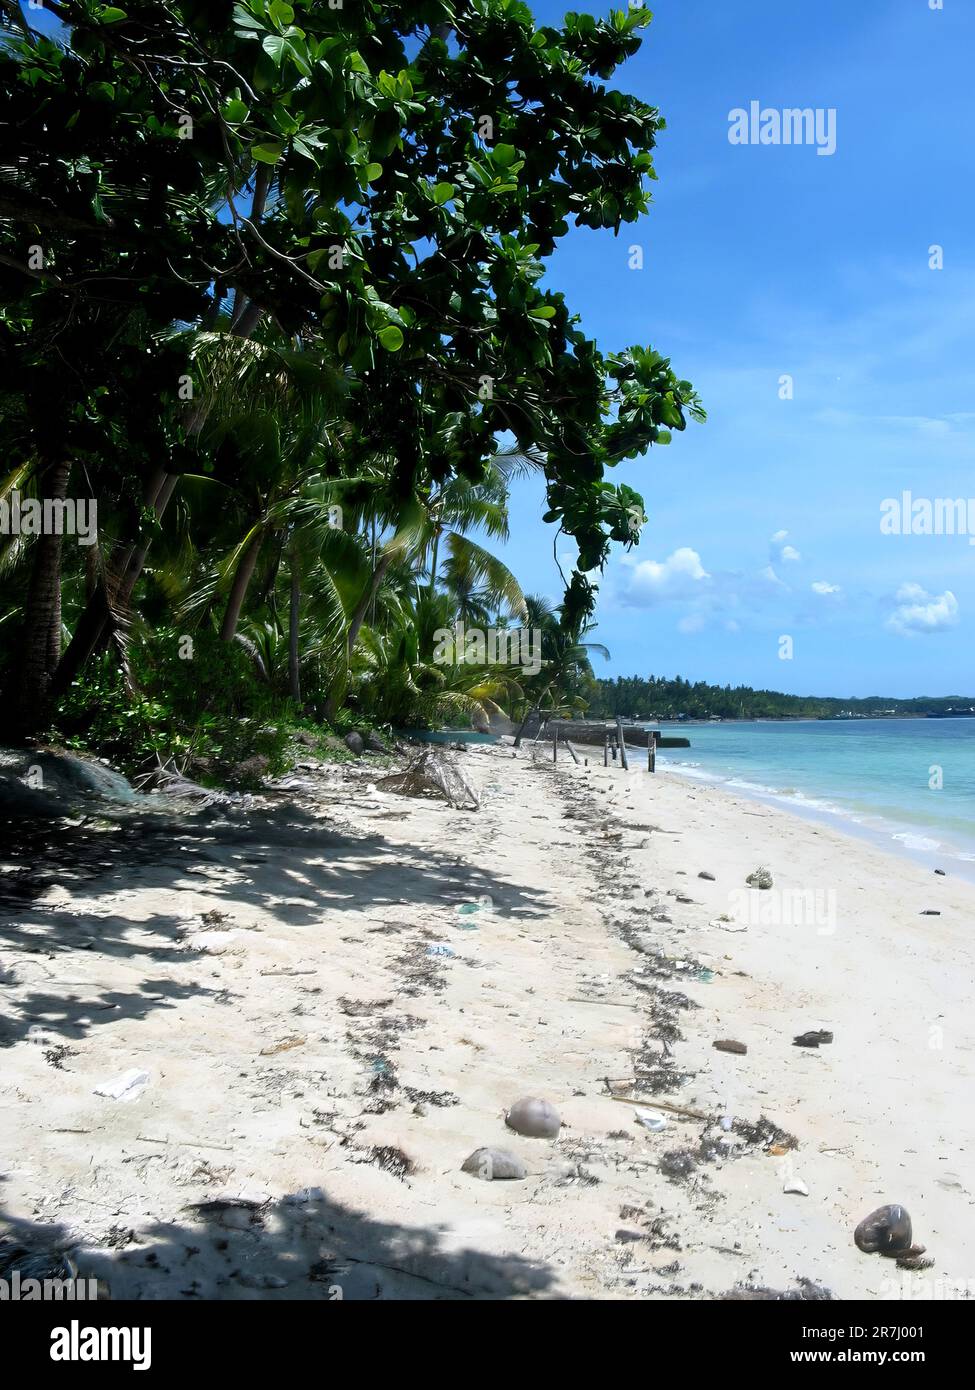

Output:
xmin=713 ymin=1039 xmax=747 ymax=1055
xmin=344 ymin=731 xmax=364 ymax=756
xmin=364 ymin=732 xmax=393 ymax=755
xmin=698 ymin=871 xmax=716 ymax=881
xmin=793 ymin=1030 xmax=833 ymax=1048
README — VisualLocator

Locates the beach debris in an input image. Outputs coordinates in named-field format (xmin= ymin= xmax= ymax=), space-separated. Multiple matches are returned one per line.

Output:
xmin=722 ymin=1277 xmax=833 ymax=1301
xmin=94 ymin=1068 xmax=150 ymax=1103
xmin=505 ymin=1096 xmax=561 ymax=1139
xmin=854 ymin=1204 xmax=933 ymax=1269
xmin=376 ymin=748 xmax=480 ymax=811
xmin=461 ymin=1147 xmax=527 ymax=1181
xmin=713 ymin=1039 xmax=747 ymax=1055
xmin=658 ymin=1149 xmax=700 ymax=1182
xmin=793 ymin=1029 xmax=833 ymax=1048
xmin=186 ymin=1198 xmax=267 ymax=1230
xmin=745 ymin=867 xmax=773 ymax=889
xmin=920 ymin=909 xmax=941 ymax=916
xmin=284 ymin=1187 xmax=326 ymax=1205
xmin=711 ymin=916 xmax=747 ymax=932
xmin=934 ymin=869 xmax=945 ymax=876
xmin=783 ymin=1176 xmax=809 ymax=1196
xmin=732 ymin=1115 xmax=799 ymax=1152
xmin=404 ymin=1086 xmax=460 ymax=1108
xmin=615 ymin=1228 xmax=644 ymax=1244
xmin=344 ymin=731 xmax=365 ymax=756
xmin=352 ymin=1145 xmax=416 ymax=1180
xmin=425 ymin=943 xmax=456 ymax=958
xmin=606 ymin=1091 xmax=711 ymax=1122
xmin=634 ymin=1107 xmax=669 ymax=1133
xmin=183 ymin=928 xmax=239 ymax=954
xmin=698 ymin=870 xmax=716 ymax=880
xmin=260 ymin=1035 xmax=306 ymax=1056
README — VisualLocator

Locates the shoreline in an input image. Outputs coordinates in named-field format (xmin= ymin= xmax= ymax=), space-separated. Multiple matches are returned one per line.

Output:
xmin=652 ymin=757 xmax=975 ymax=885
xmin=1 ymin=741 xmax=973 ymax=1300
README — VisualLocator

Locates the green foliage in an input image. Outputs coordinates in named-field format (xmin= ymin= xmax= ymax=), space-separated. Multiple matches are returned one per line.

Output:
xmin=0 ymin=0 xmax=703 ymax=751
xmin=54 ymin=632 xmax=291 ymax=782
xmin=583 ymin=674 xmax=975 ymax=721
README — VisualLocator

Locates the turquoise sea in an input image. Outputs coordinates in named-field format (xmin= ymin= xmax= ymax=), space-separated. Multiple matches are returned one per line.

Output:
xmin=653 ymin=718 xmax=975 ymax=873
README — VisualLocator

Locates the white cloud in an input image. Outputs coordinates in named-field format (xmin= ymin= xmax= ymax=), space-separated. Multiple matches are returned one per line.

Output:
xmin=886 ymin=583 xmax=959 ymax=636
xmin=760 ymin=564 xmax=787 ymax=587
xmin=623 ymin=547 xmax=710 ymax=604
xmin=811 ymin=580 xmax=841 ymax=595
xmin=770 ymin=529 xmax=801 ymax=564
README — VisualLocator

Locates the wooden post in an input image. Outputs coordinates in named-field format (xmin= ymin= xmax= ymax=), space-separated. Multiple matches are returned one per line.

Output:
xmin=604 ymin=734 xmax=609 ymax=767
xmin=552 ymin=730 xmax=558 ymax=762
xmin=564 ymin=739 xmax=580 ymax=765
xmin=648 ymin=732 xmax=656 ymax=773
xmin=615 ymin=716 xmax=629 ymax=771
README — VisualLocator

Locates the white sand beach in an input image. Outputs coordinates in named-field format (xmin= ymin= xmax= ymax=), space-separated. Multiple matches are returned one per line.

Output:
xmin=1 ymin=742 xmax=973 ymax=1300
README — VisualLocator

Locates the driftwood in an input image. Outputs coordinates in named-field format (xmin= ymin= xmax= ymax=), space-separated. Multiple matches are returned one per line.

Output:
xmin=376 ymin=748 xmax=480 ymax=811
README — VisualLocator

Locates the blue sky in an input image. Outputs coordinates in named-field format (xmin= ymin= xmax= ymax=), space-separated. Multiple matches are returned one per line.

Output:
xmin=500 ymin=0 xmax=975 ymax=697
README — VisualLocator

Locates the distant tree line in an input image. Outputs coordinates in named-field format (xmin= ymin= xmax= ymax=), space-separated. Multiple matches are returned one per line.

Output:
xmin=582 ymin=675 xmax=975 ymax=721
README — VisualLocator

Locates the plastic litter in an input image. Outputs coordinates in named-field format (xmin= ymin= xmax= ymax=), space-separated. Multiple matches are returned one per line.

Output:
xmin=784 ymin=1176 xmax=810 ymax=1196
xmin=94 ymin=1068 xmax=150 ymax=1103
xmin=634 ymin=1107 xmax=669 ymax=1133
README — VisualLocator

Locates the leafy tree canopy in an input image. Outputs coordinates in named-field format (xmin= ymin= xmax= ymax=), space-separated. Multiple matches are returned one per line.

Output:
xmin=1 ymin=0 xmax=702 ymax=640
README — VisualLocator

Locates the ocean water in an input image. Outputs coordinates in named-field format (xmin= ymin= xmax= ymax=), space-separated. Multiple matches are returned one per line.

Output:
xmin=653 ymin=718 xmax=975 ymax=872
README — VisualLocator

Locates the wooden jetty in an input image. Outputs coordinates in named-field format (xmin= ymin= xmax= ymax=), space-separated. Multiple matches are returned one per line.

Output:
xmin=523 ymin=718 xmax=690 ymax=751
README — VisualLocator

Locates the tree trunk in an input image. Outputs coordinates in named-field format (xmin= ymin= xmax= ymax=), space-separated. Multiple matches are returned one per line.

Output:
xmin=427 ymin=526 xmax=440 ymax=598
xmin=288 ymin=547 xmax=301 ymax=704
xmin=49 ymin=466 xmax=174 ymax=701
xmin=346 ymin=551 xmax=391 ymax=657
xmin=324 ymin=551 xmax=392 ymax=721
xmin=16 ymin=457 xmax=72 ymax=729
xmin=219 ymin=530 xmax=264 ymax=642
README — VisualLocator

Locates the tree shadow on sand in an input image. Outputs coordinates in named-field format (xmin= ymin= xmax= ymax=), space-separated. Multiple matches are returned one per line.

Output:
xmin=0 ymin=1184 xmax=559 ymax=1301
xmin=0 ymin=786 xmax=554 ymax=1050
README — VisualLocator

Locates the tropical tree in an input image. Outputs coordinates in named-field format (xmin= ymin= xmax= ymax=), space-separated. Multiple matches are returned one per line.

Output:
xmin=0 ymin=0 xmax=703 ymax=747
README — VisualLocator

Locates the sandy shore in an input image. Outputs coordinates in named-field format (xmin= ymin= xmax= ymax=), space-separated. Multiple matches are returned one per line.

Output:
xmin=1 ymin=742 xmax=973 ymax=1300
